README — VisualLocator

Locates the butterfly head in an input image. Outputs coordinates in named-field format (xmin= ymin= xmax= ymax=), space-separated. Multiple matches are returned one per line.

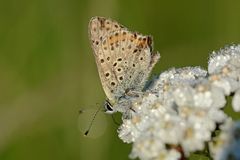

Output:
xmin=104 ymin=99 xmax=116 ymax=114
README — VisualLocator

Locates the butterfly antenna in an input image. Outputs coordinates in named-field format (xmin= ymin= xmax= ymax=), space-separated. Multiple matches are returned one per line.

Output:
xmin=84 ymin=104 xmax=102 ymax=136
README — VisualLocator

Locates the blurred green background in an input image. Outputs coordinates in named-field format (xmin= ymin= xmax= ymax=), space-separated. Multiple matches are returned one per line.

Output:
xmin=0 ymin=0 xmax=240 ymax=160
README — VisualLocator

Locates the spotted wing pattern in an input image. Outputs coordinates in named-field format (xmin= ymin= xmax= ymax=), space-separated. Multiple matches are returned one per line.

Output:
xmin=88 ymin=17 xmax=160 ymax=104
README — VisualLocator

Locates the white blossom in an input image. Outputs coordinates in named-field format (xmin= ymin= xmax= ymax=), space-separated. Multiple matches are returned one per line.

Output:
xmin=232 ymin=89 xmax=240 ymax=112
xmin=209 ymin=119 xmax=240 ymax=160
xmin=116 ymin=45 xmax=240 ymax=160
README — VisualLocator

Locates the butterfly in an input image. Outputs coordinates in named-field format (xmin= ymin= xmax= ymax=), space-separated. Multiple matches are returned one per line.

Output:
xmin=88 ymin=16 xmax=160 ymax=113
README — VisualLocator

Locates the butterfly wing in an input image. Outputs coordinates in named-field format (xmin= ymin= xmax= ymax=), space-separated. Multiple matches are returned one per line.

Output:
xmin=88 ymin=17 xmax=160 ymax=104
xmin=88 ymin=17 xmax=127 ymax=103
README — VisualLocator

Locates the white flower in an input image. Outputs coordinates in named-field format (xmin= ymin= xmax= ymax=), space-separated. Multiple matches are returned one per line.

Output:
xmin=118 ymin=119 xmax=141 ymax=143
xmin=232 ymin=89 xmax=240 ymax=112
xmin=208 ymin=44 xmax=240 ymax=74
xmin=116 ymin=45 xmax=240 ymax=160
xmin=210 ymin=76 xmax=239 ymax=95
xmin=130 ymin=135 xmax=181 ymax=160
xmin=208 ymin=45 xmax=240 ymax=95
xmin=148 ymin=67 xmax=207 ymax=94
xmin=209 ymin=119 xmax=240 ymax=160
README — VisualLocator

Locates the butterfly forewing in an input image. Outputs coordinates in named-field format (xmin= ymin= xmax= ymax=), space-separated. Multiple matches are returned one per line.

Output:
xmin=88 ymin=17 xmax=160 ymax=105
xmin=89 ymin=17 xmax=126 ymax=55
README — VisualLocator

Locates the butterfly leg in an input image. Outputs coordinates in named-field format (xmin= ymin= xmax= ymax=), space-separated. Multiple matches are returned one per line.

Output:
xmin=125 ymin=88 xmax=143 ymax=98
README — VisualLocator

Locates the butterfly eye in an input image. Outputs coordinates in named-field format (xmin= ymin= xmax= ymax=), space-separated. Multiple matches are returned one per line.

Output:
xmin=106 ymin=103 xmax=113 ymax=111
xmin=104 ymin=100 xmax=114 ymax=114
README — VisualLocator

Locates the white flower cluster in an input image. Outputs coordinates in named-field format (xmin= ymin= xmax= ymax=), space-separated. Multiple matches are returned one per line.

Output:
xmin=116 ymin=45 xmax=240 ymax=160
xmin=209 ymin=118 xmax=240 ymax=160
